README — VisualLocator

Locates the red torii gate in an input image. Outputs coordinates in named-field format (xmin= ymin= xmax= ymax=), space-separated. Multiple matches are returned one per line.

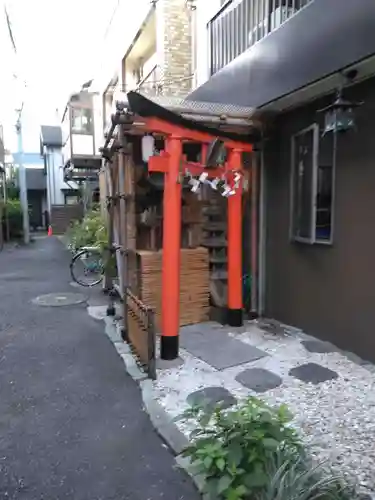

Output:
xmin=126 ymin=92 xmax=256 ymax=361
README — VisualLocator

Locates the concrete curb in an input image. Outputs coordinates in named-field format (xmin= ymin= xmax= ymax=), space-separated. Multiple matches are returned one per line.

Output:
xmin=87 ymin=306 xmax=205 ymax=497
xmin=88 ymin=306 xmax=375 ymax=500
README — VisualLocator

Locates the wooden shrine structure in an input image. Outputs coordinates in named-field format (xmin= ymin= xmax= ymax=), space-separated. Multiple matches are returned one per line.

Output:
xmin=100 ymin=92 xmax=262 ymax=369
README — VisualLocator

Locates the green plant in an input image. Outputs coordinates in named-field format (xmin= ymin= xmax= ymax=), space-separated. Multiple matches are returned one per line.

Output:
xmin=179 ymin=397 xmax=303 ymax=500
xmin=65 ymin=208 xmax=117 ymax=278
xmin=3 ymin=199 xmax=23 ymax=238
xmin=178 ymin=398 xmax=353 ymax=500
xmin=6 ymin=182 xmax=19 ymax=200
xmin=66 ymin=208 xmax=108 ymax=253
xmin=258 ymin=451 xmax=353 ymax=500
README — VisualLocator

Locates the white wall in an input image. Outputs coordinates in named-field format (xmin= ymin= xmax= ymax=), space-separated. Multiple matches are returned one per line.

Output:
xmin=45 ymin=147 xmax=77 ymax=208
xmin=71 ymin=135 xmax=94 ymax=156
xmin=193 ymin=0 xmax=222 ymax=89
xmin=142 ymin=52 xmax=158 ymax=81
xmin=47 ymin=148 xmax=64 ymax=206
xmin=92 ymin=0 xmax=156 ymax=145
xmin=61 ymin=92 xmax=102 ymax=160
xmin=93 ymin=0 xmax=154 ymax=95
xmin=61 ymin=108 xmax=70 ymax=162
xmin=93 ymin=93 xmax=103 ymax=155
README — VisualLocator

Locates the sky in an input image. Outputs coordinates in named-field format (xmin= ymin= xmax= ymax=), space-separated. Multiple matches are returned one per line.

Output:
xmin=0 ymin=0 xmax=119 ymax=153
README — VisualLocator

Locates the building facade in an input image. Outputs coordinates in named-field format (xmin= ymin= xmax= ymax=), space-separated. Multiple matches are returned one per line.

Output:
xmin=61 ymin=91 xmax=102 ymax=183
xmin=12 ymin=152 xmax=47 ymax=230
xmin=99 ymin=0 xmax=193 ymax=133
xmin=40 ymin=126 xmax=80 ymax=207
xmin=40 ymin=126 xmax=82 ymax=233
xmin=189 ymin=0 xmax=375 ymax=361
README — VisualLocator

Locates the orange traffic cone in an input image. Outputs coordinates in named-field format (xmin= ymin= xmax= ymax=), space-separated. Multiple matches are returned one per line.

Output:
xmin=48 ymin=225 xmax=53 ymax=237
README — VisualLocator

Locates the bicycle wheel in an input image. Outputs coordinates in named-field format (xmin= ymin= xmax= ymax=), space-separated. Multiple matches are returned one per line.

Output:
xmin=70 ymin=248 xmax=104 ymax=287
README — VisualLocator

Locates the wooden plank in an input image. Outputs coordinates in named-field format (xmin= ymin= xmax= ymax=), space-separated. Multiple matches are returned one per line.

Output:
xmin=137 ymin=247 xmax=210 ymax=331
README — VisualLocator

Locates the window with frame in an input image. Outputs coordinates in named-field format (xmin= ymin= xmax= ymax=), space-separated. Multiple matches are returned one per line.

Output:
xmin=71 ymin=107 xmax=93 ymax=135
xmin=290 ymin=123 xmax=334 ymax=244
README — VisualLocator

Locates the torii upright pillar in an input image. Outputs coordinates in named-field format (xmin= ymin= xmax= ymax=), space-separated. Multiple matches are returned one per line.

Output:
xmin=161 ymin=136 xmax=182 ymax=360
xmin=144 ymin=118 xmax=253 ymax=361
xmin=227 ymin=148 xmax=243 ymax=327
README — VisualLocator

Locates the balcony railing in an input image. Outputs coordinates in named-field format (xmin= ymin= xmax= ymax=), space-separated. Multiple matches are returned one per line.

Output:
xmin=103 ymin=69 xmax=195 ymax=131
xmin=208 ymin=0 xmax=313 ymax=75
xmin=138 ymin=65 xmax=162 ymax=97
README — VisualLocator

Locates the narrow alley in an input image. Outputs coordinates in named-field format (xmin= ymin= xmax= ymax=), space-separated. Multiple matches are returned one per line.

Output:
xmin=0 ymin=237 xmax=200 ymax=500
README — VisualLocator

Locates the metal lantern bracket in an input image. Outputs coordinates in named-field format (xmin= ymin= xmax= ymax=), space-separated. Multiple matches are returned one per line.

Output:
xmin=318 ymin=91 xmax=364 ymax=135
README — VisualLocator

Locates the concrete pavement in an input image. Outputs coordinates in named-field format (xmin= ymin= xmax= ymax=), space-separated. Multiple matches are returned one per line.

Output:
xmin=0 ymin=237 xmax=200 ymax=500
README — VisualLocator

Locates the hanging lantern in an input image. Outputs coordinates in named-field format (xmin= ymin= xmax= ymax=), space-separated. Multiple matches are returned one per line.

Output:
xmin=141 ymin=134 xmax=155 ymax=162
xmin=318 ymin=89 xmax=363 ymax=136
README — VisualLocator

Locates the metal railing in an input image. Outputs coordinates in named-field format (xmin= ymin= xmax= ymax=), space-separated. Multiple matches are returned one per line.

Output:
xmin=137 ymin=65 xmax=162 ymax=97
xmin=208 ymin=0 xmax=313 ymax=75
xmin=102 ymin=71 xmax=195 ymax=131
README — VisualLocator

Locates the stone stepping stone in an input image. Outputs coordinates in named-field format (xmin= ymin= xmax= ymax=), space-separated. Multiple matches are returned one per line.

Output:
xmin=301 ymin=340 xmax=337 ymax=354
xmin=235 ymin=368 xmax=282 ymax=393
xmin=180 ymin=324 xmax=267 ymax=370
xmin=187 ymin=387 xmax=237 ymax=411
xmin=289 ymin=362 xmax=338 ymax=384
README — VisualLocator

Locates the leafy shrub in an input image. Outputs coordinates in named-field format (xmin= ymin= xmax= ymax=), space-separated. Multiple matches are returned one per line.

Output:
xmin=258 ymin=451 xmax=353 ymax=500
xmin=2 ymin=199 xmax=23 ymax=239
xmin=66 ymin=208 xmax=107 ymax=253
xmin=65 ymin=208 xmax=117 ymax=277
xmin=178 ymin=397 xmax=352 ymax=500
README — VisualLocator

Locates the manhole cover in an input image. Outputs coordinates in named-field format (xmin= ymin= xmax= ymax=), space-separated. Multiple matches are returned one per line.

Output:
xmin=32 ymin=292 xmax=86 ymax=307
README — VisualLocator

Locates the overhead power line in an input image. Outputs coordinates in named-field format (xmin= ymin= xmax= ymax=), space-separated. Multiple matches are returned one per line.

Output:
xmin=4 ymin=4 xmax=17 ymax=53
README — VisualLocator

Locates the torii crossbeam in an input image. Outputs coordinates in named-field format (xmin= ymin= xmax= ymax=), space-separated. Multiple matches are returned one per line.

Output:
xmin=123 ymin=91 xmax=260 ymax=360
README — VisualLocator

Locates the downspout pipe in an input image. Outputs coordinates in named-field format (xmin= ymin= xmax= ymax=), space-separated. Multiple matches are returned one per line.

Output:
xmin=250 ymin=150 xmax=259 ymax=318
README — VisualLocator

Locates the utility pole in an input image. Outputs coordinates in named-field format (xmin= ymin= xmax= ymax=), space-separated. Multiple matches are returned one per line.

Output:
xmin=15 ymin=112 xmax=30 ymax=244
xmin=4 ymin=3 xmax=29 ymax=243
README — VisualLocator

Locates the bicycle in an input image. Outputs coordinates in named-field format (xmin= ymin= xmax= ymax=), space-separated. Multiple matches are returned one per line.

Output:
xmin=70 ymin=246 xmax=104 ymax=287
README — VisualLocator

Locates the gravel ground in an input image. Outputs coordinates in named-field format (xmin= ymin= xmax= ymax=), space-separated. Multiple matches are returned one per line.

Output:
xmin=153 ymin=323 xmax=375 ymax=495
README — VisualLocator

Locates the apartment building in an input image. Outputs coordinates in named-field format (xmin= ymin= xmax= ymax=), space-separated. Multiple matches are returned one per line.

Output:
xmin=40 ymin=124 xmax=84 ymax=233
xmin=61 ymin=89 xmax=102 ymax=183
xmin=100 ymin=0 xmax=193 ymax=132
xmin=189 ymin=0 xmax=375 ymax=361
